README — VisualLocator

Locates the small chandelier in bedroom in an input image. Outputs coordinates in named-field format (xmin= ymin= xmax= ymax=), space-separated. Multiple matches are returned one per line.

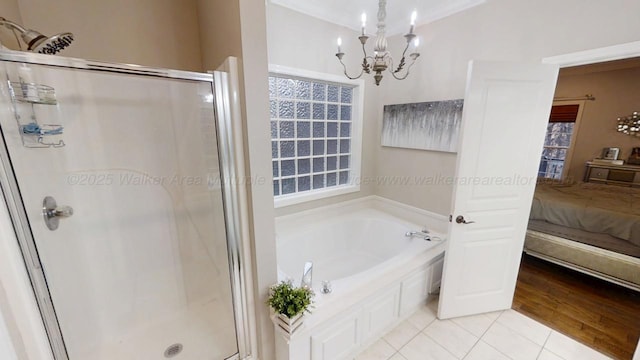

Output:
xmin=335 ymin=0 xmax=420 ymax=86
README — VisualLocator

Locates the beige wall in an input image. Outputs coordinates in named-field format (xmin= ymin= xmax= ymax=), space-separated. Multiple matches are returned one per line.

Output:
xmin=197 ymin=0 xmax=242 ymax=70
xmin=267 ymin=3 xmax=379 ymax=216
xmin=557 ymin=65 xmax=640 ymax=182
xmin=377 ymin=0 xmax=640 ymax=216
xmin=0 ymin=0 xmax=23 ymax=50
xmin=0 ymin=0 xmax=203 ymax=71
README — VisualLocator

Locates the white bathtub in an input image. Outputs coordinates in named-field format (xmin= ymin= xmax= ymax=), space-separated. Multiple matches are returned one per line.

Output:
xmin=274 ymin=196 xmax=447 ymax=360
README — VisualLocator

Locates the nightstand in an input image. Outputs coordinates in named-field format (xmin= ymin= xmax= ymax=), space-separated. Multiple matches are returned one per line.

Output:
xmin=584 ymin=162 xmax=640 ymax=186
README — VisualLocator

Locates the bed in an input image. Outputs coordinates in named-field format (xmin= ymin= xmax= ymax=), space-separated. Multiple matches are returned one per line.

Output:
xmin=524 ymin=182 xmax=640 ymax=291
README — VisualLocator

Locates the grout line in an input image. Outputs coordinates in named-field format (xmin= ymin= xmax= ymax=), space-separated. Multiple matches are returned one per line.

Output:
xmin=396 ymin=352 xmax=408 ymax=360
xmin=397 ymin=325 xmax=423 ymax=351
xmin=537 ymin=331 xmax=571 ymax=360
xmin=421 ymin=321 xmax=469 ymax=360
xmin=537 ymin=329 xmax=553 ymax=359
xmin=481 ymin=341 xmax=513 ymax=360
xmin=461 ymin=311 xmax=505 ymax=359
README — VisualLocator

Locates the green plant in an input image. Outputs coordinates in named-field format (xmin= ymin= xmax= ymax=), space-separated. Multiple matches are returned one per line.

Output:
xmin=267 ymin=281 xmax=314 ymax=318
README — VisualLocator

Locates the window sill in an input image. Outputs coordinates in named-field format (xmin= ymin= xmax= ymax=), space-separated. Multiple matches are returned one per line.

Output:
xmin=273 ymin=184 xmax=360 ymax=208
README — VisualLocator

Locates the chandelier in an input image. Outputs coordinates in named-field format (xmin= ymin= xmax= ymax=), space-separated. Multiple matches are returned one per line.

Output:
xmin=335 ymin=0 xmax=420 ymax=86
xmin=617 ymin=111 xmax=640 ymax=137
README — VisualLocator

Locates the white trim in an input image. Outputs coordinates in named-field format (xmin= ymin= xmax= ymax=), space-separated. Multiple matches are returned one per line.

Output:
xmin=274 ymin=184 xmax=359 ymax=207
xmin=269 ymin=64 xmax=365 ymax=209
xmin=268 ymin=64 xmax=365 ymax=87
xmin=542 ymin=41 xmax=640 ymax=67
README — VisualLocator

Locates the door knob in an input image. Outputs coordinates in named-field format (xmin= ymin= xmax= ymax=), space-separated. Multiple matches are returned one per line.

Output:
xmin=455 ymin=215 xmax=475 ymax=225
xmin=43 ymin=196 xmax=73 ymax=231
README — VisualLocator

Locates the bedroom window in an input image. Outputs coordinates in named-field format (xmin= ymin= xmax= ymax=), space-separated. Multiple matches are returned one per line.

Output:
xmin=538 ymin=104 xmax=580 ymax=179
xmin=269 ymin=66 xmax=364 ymax=207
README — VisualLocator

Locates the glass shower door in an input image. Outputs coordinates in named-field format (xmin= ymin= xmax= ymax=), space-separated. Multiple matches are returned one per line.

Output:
xmin=0 ymin=59 xmax=238 ymax=360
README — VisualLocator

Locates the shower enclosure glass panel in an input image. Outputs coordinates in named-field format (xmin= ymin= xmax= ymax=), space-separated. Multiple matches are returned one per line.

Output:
xmin=0 ymin=60 xmax=238 ymax=359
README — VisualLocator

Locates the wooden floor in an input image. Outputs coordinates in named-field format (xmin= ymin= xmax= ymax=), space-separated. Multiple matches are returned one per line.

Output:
xmin=513 ymin=254 xmax=640 ymax=360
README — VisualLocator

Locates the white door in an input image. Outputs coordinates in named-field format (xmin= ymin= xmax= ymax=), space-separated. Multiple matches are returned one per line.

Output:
xmin=438 ymin=61 xmax=559 ymax=319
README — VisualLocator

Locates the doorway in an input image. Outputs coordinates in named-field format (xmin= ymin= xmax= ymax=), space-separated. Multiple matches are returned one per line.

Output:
xmin=518 ymin=47 xmax=640 ymax=359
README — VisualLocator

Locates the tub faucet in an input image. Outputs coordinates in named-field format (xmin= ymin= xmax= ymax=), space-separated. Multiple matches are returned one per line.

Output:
xmin=405 ymin=229 xmax=431 ymax=241
xmin=301 ymin=261 xmax=313 ymax=289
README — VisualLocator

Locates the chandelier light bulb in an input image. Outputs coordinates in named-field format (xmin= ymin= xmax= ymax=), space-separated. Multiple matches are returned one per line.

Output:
xmin=409 ymin=10 xmax=417 ymax=33
xmin=414 ymin=37 xmax=420 ymax=48
xmin=361 ymin=13 xmax=367 ymax=35
xmin=337 ymin=37 xmax=342 ymax=53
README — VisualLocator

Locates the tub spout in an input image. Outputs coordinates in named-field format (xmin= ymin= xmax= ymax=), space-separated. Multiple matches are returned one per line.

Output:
xmin=321 ymin=280 xmax=332 ymax=294
xmin=405 ymin=229 xmax=431 ymax=241
xmin=301 ymin=261 xmax=313 ymax=289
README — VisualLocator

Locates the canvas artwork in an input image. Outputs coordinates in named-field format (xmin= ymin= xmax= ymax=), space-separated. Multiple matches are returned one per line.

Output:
xmin=381 ymin=99 xmax=464 ymax=153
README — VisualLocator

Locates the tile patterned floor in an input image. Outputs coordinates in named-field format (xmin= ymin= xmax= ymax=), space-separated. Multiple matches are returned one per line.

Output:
xmin=355 ymin=298 xmax=612 ymax=360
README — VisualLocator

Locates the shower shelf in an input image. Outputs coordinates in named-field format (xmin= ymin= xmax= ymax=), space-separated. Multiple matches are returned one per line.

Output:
xmin=7 ymin=80 xmax=65 ymax=148
xmin=20 ymin=124 xmax=65 ymax=148
xmin=9 ymin=82 xmax=57 ymax=105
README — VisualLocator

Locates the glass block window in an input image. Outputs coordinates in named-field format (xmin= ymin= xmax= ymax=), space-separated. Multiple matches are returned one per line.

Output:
xmin=270 ymin=74 xmax=355 ymax=197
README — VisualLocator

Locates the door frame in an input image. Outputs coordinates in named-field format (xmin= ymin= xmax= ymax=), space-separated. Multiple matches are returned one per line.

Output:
xmin=540 ymin=40 xmax=640 ymax=356
xmin=542 ymin=41 xmax=640 ymax=68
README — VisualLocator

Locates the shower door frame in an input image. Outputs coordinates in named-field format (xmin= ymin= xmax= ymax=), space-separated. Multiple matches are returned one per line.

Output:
xmin=0 ymin=50 xmax=253 ymax=360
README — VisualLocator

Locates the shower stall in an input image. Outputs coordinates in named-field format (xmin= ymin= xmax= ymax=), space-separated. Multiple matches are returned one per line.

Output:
xmin=0 ymin=51 xmax=251 ymax=360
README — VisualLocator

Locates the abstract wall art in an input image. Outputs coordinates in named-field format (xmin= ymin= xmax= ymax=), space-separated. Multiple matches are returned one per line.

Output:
xmin=381 ymin=99 xmax=463 ymax=153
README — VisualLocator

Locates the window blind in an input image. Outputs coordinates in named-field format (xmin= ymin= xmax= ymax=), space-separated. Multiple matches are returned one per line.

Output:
xmin=549 ymin=104 xmax=579 ymax=123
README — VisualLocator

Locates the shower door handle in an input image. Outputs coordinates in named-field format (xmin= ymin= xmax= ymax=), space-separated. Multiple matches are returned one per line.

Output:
xmin=43 ymin=196 xmax=73 ymax=231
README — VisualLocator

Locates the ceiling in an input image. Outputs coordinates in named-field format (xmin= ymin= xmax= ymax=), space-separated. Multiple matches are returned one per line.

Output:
xmin=269 ymin=0 xmax=486 ymax=36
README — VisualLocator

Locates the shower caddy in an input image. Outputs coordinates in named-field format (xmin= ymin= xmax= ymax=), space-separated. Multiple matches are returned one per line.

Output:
xmin=8 ymin=79 xmax=65 ymax=148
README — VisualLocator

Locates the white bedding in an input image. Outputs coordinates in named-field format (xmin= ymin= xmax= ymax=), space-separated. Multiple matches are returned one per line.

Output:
xmin=529 ymin=182 xmax=640 ymax=245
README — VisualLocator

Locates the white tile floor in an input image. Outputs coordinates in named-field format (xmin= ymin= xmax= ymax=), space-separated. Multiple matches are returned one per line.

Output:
xmin=355 ymin=298 xmax=612 ymax=360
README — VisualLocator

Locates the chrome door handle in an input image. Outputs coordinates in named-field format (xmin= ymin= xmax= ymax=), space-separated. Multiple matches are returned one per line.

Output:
xmin=455 ymin=215 xmax=475 ymax=225
xmin=43 ymin=196 xmax=73 ymax=231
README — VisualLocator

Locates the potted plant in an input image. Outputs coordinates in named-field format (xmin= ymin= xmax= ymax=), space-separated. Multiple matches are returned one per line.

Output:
xmin=267 ymin=281 xmax=314 ymax=335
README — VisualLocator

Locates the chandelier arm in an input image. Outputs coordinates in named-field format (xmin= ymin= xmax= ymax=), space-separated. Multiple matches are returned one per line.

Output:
xmin=361 ymin=43 xmax=372 ymax=74
xmin=388 ymin=56 xmax=418 ymax=81
xmin=392 ymin=42 xmax=412 ymax=73
xmin=337 ymin=55 xmax=365 ymax=80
